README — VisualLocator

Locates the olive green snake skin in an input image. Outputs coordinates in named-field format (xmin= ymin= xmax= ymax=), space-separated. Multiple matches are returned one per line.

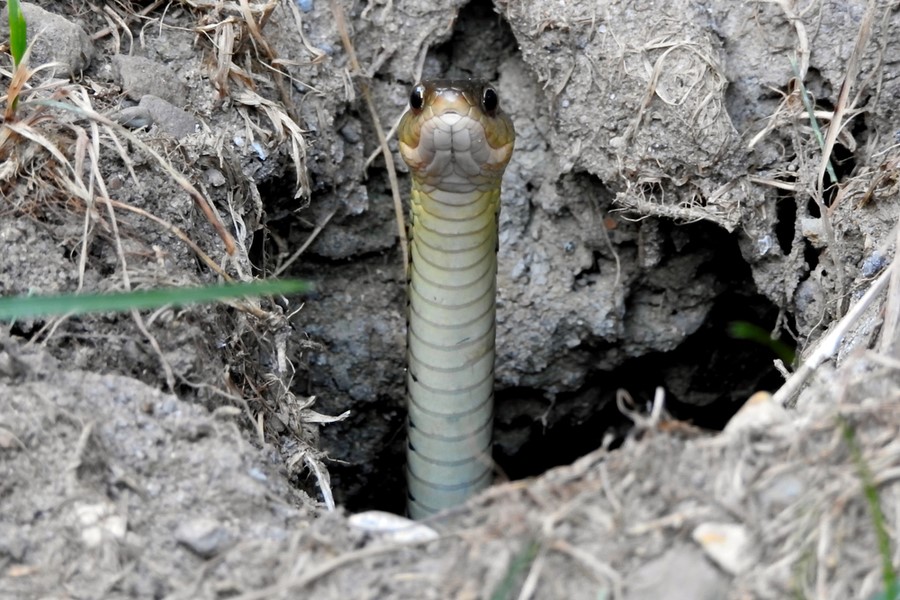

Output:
xmin=398 ymin=80 xmax=515 ymax=519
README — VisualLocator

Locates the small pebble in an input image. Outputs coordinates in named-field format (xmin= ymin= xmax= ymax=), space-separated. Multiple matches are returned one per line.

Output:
xmin=112 ymin=106 xmax=154 ymax=130
xmin=247 ymin=467 xmax=268 ymax=482
xmin=756 ymin=234 xmax=773 ymax=256
xmin=723 ymin=391 xmax=791 ymax=435
xmin=861 ymin=250 xmax=887 ymax=277
xmin=349 ymin=510 xmax=439 ymax=544
xmin=138 ymin=95 xmax=199 ymax=139
xmin=251 ymin=141 xmax=268 ymax=160
xmin=340 ymin=121 xmax=361 ymax=144
xmin=175 ymin=518 xmax=232 ymax=558
xmin=692 ymin=522 xmax=753 ymax=575
xmin=0 ymin=426 xmax=22 ymax=449
xmin=74 ymin=502 xmax=127 ymax=548
xmin=205 ymin=168 xmax=227 ymax=187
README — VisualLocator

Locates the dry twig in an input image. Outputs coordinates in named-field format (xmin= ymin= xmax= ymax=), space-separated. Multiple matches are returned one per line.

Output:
xmin=774 ymin=260 xmax=894 ymax=408
xmin=329 ymin=0 xmax=409 ymax=273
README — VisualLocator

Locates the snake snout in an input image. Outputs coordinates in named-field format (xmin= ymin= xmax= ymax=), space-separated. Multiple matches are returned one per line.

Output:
xmin=399 ymin=79 xmax=515 ymax=190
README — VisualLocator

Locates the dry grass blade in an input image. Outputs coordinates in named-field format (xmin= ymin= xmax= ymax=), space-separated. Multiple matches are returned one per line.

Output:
xmin=285 ymin=0 xmax=329 ymax=66
xmin=81 ymin=111 xmax=177 ymax=390
xmin=227 ymin=533 xmax=457 ymax=600
xmin=879 ymin=223 xmax=900 ymax=357
xmin=30 ymin=97 xmax=237 ymax=255
xmin=804 ymin=0 xmax=876 ymax=319
xmin=181 ymin=0 xmax=272 ymax=15
xmin=774 ymin=259 xmax=894 ymax=408
xmin=193 ymin=1 xmax=311 ymax=199
xmin=273 ymin=206 xmax=337 ymax=277
xmin=550 ymin=540 xmax=623 ymax=599
xmin=303 ymin=453 xmax=335 ymax=511
xmin=515 ymin=545 xmax=547 ymax=600
xmin=72 ymin=127 xmax=92 ymax=289
xmin=232 ymin=88 xmax=310 ymax=198
xmin=1 ymin=56 xmax=239 ymax=285
xmin=91 ymin=0 xmax=166 ymax=41
xmin=2 ymin=70 xmax=28 ymax=123
xmin=329 ymin=0 xmax=409 ymax=273
xmin=95 ymin=197 xmax=234 ymax=281
xmin=769 ymin=0 xmax=810 ymax=80
xmin=3 ymin=120 xmax=73 ymax=168
xmin=817 ymin=0 xmax=876 ymax=197
xmin=209 ymin=18 xmax=236 ymax=96
xmin=235 ymin=0 xmax=279 ymax=61
xmin=101 ymin=4 xmax=135 ymax=54
xmin=236 ymin=0 xmax=295 ymax=114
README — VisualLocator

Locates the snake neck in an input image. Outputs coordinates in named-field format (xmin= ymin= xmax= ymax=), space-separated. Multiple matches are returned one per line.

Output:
xmin=409 ymin=177 xmax=502 ymax=226
xmin=405 ymin=177 xmax=500 ymax=519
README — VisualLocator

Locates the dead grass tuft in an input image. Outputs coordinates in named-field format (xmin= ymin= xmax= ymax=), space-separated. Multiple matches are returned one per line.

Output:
xmin=0 ymin=47 xmax=245 ymax=392
xmin=181 ymin=0 xmax=314 ymax=200
xmin=1 ymin=9 xmax=337 ymax=505
xmin=748 ymin=0 xmax=895 ymax=362
xmin=610 ymin=25 xmax=742 ymax=232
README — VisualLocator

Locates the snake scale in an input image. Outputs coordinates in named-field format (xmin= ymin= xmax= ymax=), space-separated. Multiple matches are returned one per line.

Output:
xmin=398 ymin=79 xmax=515 ymax=519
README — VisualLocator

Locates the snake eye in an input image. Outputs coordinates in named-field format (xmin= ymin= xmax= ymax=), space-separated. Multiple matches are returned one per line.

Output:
xmin=409 ymin=84 xmax=425 ymax=111
xmin=481 ymin=86 xmax=499 ymax=114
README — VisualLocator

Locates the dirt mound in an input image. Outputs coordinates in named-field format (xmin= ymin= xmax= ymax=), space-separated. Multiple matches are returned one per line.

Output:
xmin=2 ymin=0 xmax=900 ymax=598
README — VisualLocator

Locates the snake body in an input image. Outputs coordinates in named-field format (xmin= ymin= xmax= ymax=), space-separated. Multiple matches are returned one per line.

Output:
xmin=398 ymin=79 xmax=515 ymax=519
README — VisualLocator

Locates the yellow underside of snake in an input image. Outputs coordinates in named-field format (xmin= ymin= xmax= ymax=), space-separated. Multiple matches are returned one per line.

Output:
xmin=398 ymin=80 xmax=515 ymax=519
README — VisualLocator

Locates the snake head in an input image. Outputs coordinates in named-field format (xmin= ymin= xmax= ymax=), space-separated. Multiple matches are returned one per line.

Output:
xmin=398 ymin=79 xmax=515 ymax=191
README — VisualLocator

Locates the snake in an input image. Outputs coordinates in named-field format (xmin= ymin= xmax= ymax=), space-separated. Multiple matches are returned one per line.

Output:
xmin=397 ymin=79 xmax=515 ymax=519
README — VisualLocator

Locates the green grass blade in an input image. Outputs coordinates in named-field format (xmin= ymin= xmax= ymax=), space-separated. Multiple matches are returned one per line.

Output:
xmin=0 ymin=280 xmax=311 ymax=321
xmin=7 ymin=0 xmax=27 ymax=67
xmin=840 ymin=417 xmax=898 ymax=600
xmin=728 ymin=321 xmax=797 ymax=366
xmin=490 ymin=540 xmax=540 ymax=600
xmin=790 ymin=56 xmax=838 ymax=184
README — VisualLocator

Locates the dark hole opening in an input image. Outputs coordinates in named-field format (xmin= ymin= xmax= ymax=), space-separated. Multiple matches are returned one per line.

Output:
xmin=803 ymin=239 xmax=820 ymax=272
xmin=774 ymin=194 xmax=797 ymax=254
xmin=494 ymin=225 xmax=785 ymax=482
xmin=338 ymin=220 xmax=786 ymax=513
